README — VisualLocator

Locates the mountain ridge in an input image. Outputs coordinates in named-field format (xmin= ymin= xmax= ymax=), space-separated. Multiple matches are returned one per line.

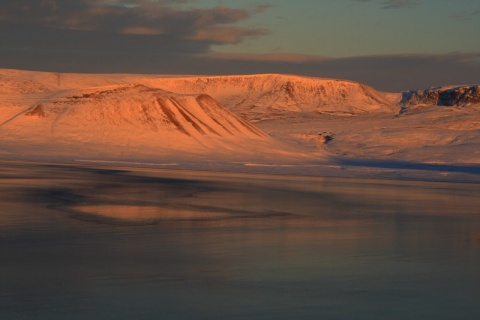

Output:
xmin=402 ymin=85 xmax=480 ymax=108
xmin=0 ymin=69 xmax=401 ymax=119
xmin=141 ymin=73 xmax=399 ymax=119
xmin=4 ymin=68 xmax=479 ymax=115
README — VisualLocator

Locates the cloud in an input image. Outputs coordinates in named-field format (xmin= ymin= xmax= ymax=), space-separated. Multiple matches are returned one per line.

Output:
xmin=382 ymin=0 xmax=420 ymax=9
xmin=354 ymin=0 xmax=420 ymax=9
xmin=188 ymin=27 xmax=268 ymax=44
xmin=0 ymin=1 xmax=478 ymax=91
xmin=449 ymin=12 xmax=469 ymax=21
xmin=450 ymin=9 xmax=480 ymax=20
xmin=0 ymin=0 xmax=267 ymax=48
xmin=121 ymin=26 xmax=165 ymax=35
xmin=206 ymin=52 xmax=332 ymax=63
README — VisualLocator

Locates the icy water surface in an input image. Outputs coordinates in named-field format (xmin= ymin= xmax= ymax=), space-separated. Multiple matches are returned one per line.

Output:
xmin=1 ymin=161 xmax=480 ymax=320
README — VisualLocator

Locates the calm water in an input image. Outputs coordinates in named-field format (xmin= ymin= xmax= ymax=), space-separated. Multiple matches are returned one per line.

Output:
xmin=1 ymin=161 xmax=479 ymax=320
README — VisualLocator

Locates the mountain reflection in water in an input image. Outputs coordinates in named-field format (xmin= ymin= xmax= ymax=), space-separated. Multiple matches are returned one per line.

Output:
xmin=1 ymin=161 xmax=479 ymax=320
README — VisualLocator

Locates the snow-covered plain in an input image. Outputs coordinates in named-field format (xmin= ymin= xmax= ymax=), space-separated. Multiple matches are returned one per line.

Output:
xmin=1 ymin=69 xmax=479 ymax=181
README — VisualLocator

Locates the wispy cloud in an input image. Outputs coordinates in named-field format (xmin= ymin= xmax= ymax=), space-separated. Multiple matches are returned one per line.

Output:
xmin=382 ymin=0 xmax=420 ymax=9
xmin=353 ymin=0 xmax=421 ymax=10
xmin=449 ymin=12 xmax=469 ymax=21
xmin=205 ymin=52 xmax=332 ymax=63
xmin=449 ymin=9 xmax=480 ymax=21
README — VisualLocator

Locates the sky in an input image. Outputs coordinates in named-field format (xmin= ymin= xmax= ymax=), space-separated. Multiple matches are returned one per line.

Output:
xmin=1 ymin=0 xmax=479 ymax=91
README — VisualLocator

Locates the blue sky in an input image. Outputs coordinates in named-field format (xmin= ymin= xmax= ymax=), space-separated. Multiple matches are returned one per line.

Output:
xmin=1 ymin=0 xmax=479 ymax=91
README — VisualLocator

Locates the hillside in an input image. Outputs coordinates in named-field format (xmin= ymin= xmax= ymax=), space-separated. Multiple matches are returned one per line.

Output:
xmin=0 ymin=83 xmax=301 ymax=162
xmin=1 ymin=69 xmax=480 ymax=178
xmin=0 ymin=70 xmax=399 ymax=120
xmin=402 ymin=85 xmax=480 ymax=110
xmin=137 ymin=74 xmax=399 ymax=120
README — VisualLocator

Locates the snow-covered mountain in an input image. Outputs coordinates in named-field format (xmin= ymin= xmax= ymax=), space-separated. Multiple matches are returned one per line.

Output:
xmin=2 ymin=68 xmax=480 ymax=172
xmin=0 ymin=70 xmax=399 ymax=120
xmin=402 ymin=85 xmax=480 ymax=108
xmin=0 ymin=83 xmax=299 ymax=161
xmin=130 ymin=74 xmax=399 ymax=120
xmin=3 ymin=84 xmax=265 ymax=139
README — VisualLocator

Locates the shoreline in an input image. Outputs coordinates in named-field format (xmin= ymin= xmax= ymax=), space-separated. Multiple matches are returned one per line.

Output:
xmin=2 ymin=157 xmax=480 ymax=184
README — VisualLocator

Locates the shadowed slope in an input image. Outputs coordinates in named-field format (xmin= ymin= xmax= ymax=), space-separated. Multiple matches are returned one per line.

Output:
xmin=402 ymin=85 xmax=480 ymax=112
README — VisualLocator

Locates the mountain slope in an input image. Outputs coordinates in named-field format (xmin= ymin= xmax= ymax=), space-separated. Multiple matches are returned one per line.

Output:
xmin=137 ymin=74 xmax=399 ymax=120
xmin=0 ymin=84 xmax=299 ymax=161
xmin=0 ymin=70 xmax=399 ymax=120
xmin=402 ymin=85 xmax=480 ymax=108
xmin=3 ymin=69 xmax=480 ymax=170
